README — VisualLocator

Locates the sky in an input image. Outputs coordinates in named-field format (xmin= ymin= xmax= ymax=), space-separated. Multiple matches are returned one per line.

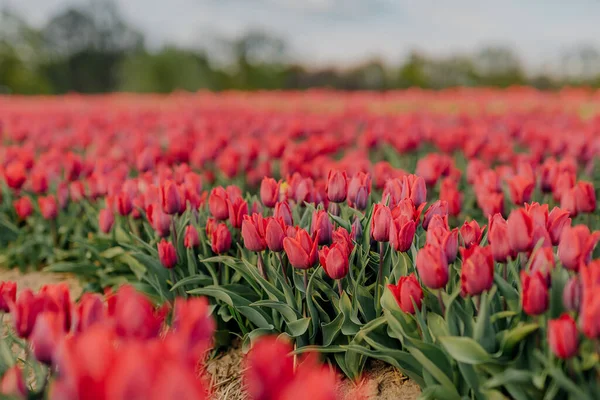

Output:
xmin=4 ymin=0 xmax=600 ymax=71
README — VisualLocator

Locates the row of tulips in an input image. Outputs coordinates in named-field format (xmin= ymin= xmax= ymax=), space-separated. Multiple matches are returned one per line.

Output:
xmin=1 ymin=92 xmax=600 ymax=399
xmin=0 ymin=282 xmax=340 ymax=400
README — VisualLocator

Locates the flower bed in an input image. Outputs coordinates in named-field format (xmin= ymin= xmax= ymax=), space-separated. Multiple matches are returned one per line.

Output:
xmin=0 ymin=89 xmax=599 ymax=399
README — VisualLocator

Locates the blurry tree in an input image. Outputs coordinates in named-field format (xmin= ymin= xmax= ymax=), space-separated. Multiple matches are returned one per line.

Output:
xmin=397 ymin=52 xmax=430 ymax=88
xmin=473 ymin=46 xmax=525 ymax=87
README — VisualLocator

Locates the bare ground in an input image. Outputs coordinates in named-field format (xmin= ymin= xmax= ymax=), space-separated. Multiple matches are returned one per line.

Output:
xmin=0 ymin=268 xmax=421 ymax=399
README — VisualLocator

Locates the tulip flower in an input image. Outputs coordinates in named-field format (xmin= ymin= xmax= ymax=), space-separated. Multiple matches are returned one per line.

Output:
xmin=326 ymin=169 xmax=348 ymax=203
xmin=476 ymin=191 xmax=504 ymax=218
xmin=548 ymin=314 xmax=578 ymax=359
xmin=580 ymin=260 xmax=600 ymax=339
xmin=319 ymin=242 xmax=349 ymax=280
xmin=157 ymin=239 xmax=178 ymax=269
xmin=10 ymin=290 xmax=49 ymax=338
xmin=4 ymin=161 xmax=26 ymax=190
xmin=487 ymin=214 xmax=512 ymax=263
xmin=13 ymin=197 xmax=33 ymax=220
xmin=422 ymin=200 xmax=449 ymax=231
xmin=244 ymin=337 xmax=295 ymax=400
xmin=117 ymin=191 xmax=133 ymax=216
xmin=208 ymin=187 xmax=229 ymax=220
xmin=160 ymin=180 xmax=182 ymax=215
xmin=228 ymin=197 xmax=248 ymax=229
xmin=387 ymin=274 xmax=423 ymax=314
xmin=460 ymin=246 xmax=494 ymax=297
xmin=440 ymin=178 xmax=461 ymax=216
xmin=460 ymin=220 xmax=485 ymax=249
xmin=211 ymin=223 xmax=232 ymax=254
xmin=184 ymin=225 xmax=200 ymax=248
xmin=348 ymin=172 xmax=371 ymax=210
xmin=562 ymin=276 xmax=581 ymax=312
xmin=38 ymin=195 xmax=58 ymax=220
xmin=283 ymin=228 xmax=318 ymax=270
xmin=520 ymin=270 xmax=549 ymax=316
xmin=546 ymin=207 xmax=571 ymax=246
xmin=573 ymin=181 xmax=596 ymax=214
xmin=389 ymin=215 xmax=416 ymax=252
xmin=98 ymin=208 xmax=115 ymax=234
xmin=265 ymin=217 xmax=286 ymax=252
xmin=241 ymin=214 xmax=268 ymax=252
xmin=260 ymin=177 xmax=280 ymax=207
xmin=416 ymin=244 xmax=449 ymax=290
xmin=0 ymin=281 xmax=16 ymax=313
xmin=0 ymin=365 xmax=27 ymax=399
xmin=426 ymin=226 xmax=458 ymax=263
xmin=30 ymin=312 xmax=65 ymax=365
xmin=507 ymin=175 xmax=535 ymax=205
xmin=402 ymin=174 xmax=427 ymax=207
xmin=371 ymin=204 xmax=392 ymax=242
xmin=74 ymin=293 xmax=105 ymax=333
xmin=558 ymin=225 xmax=600 ymax=271
xmin=507 ymin=208 xmax=533 ymax=253
xmin=311 ymin=210 xmax=333 ymax=245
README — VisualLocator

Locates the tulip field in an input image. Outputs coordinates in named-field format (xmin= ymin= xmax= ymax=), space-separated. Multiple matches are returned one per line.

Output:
xmin=0 ymin=88 xmax=600 ymax=399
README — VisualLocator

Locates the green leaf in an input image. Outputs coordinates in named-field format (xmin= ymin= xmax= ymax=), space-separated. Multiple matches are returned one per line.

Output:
xmin=482 ymin=368 xmax=533 ymax=390
xmin=99 ymin=246 xmax=125 ymax=259
xmin=408 ymin=346 xmax=460 ymax=399
xmin=438 ymin=336 xmax=493 ymax=365
xmin=535 ymin=352 xmax=593 ymax=400
xmin=170 ymin=274 xmax=212 ymax=291
xmin=250 ymin=300 xmax=301 ymax=322
xmin=44 ymin=262 xmax=97 ymax=275
xmin=118 ymin=253 xmax=147 ymax=280
xmin=499 ymin=323 xmax=538 ymax=354
xmin=329 ymin=213 xmax=351 ymax=231
xmin=286 ymin=318 xmax=311 ymax=337
xmin=339 ymin=291 xmax=361 ymax=335
xmin=418 ymin=385 xmax=459 ymax=400
xmin=321 ymin=313 xmax=344 ymax=346
xmin=490 ymin=310 xmax=517 ymax=323
xmin=427 ymin=313 xmax=450 ymax=340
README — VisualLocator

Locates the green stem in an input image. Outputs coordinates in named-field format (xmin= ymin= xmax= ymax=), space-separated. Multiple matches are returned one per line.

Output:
xmin=277 ymin=252 xmax=289 ymax=285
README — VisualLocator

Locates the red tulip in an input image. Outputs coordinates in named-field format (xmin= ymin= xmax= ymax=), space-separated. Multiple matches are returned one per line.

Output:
xmin=332 ymin=227 xmax=354 ymax=255
xmin=13 ymin=197 xmax=33 ymax=220
xmin=547 ymin=207 xmax=571 ymax=246
xmin=244 ymin=337 xmax=294 ymax=400
xmin=402 ymin=174 xmax=427 ymax=207
xmin=507 ymin=175 xmax=534 ymax=205
xmin=548 ymin=314 xmax=578 ymax=359
xmin=160 ymin=180 xmax=182 ymax=215
xmin=371 ymin=204 xmax=392 ymax=242
xmin=529 ymin=247 xmax=555 ymax=282
xmin=476 ymin=191 xmax=504 ymax=218
xmin=39 ymin=283 xmax=72 ymax=331
xmin=283 ymin=228 xmax=318 ymax=270
xmin=488 ymin=214 xmax=512 ymax=263
xmin=274 ymin=201 xmax=293 ymax=226
xmin=228 ymin=197 xmax=248 ymax=229
xmin=0 ymin=281 xmax=16 ymax=313
xmin=347 ymin=172 xmax=371 ymax=209
xmin=558 ymin=225 xmax=600 ymax=271
xmin=416 ymin=244 xmax=449 ymax=289
xmin=389 ymin=215 xmax=416 ymax=252
xmin=387 ymin=274 xmax=423 ymax=314
xmin=184 ymin=225 xmax=200 ymax=248
xmin=265 ymin=217 xmax=286 ymax=252
xmin=460 ymin=220 xmax=485 ymax=249
xmin=426 ymin=226 xmax=458 ymax=263
xmin=520 ymin=270 xmax=548 ymax=316
xmin=311 ymin=210 xmax=333 ymax=245
xmin=460 ymin=246 xmax=494 ymax=296
xmin=573 ymin=181 xmax=596 ymax=214
xmin=30 ymin=312 xmax=65 ymax=365
xmin=0 ymin=365 xmax=26 ymax=399
xmin=562 ymin=276 xmax=581 ymax=312
xmin=580 ymin=260 xmax=600 ymax=338
xmin=440 ymin=178 xmax=461 ymax=216
xmin=98 ymin=209 xmax=114 ymax=233
xmin=10 ymin=290 xmax=51 ymax=338
xmin=117 ymin=191 xmax=133 ymax=216
xmin=208 ymin=187 xmax=229 ymax=220
xmin=171 ymin=297 xmax=215 ymax=365
xmin=211 ymin=223 xmax=232 ymax=254
xmin=319 ymin=242 xmax=349 ymax=280
xmin=157 ymin=239 xmax=178 ymax=269
xmin=38 ymin=195 xmax=58 ymax=220
xmin=112 ymin=285 xmax=167 ymax=340
xmin=260 ymin=177 xmax=280 ymax=207
xmin=242 ymin=214 xmax=268 ymax=252
xmin=30 ymin=171 xmax=48 ymax=194
xmin=326 ymin=169 xmax=348 ymax=203
xmin=422 ymin=200 xmax=449 ymax=231
xmin=507 ymin=208 xmax=533 ymax=253
xmin=392 ymin=198 xmax=425 ymax=223
xmin=149 ymin=204 xmax=171 ymax=237
xmin=74 ymin=293 xmax=105 ymax=333
xmin=4 ymin=161 xmax=26 ymax=190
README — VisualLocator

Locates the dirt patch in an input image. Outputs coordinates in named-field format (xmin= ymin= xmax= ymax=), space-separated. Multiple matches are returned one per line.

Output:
xmin=0 ymin=268 xmax=83 ymax=298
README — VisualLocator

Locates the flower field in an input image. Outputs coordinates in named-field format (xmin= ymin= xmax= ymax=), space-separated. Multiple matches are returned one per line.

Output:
xmin=0 ymin=88 xmax=599 ymax=399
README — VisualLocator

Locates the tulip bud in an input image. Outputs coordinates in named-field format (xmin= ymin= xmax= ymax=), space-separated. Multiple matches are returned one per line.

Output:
xmin=402 ymin=175 xmax=427 ymax=207
xmin=319 ymin=243 xmax=349 ymax=280
xmin=157 ymin=240 xmax=178 ymax=269
xmin=0 ymin=282 xmax=16 ymax=313
xmin=460 ymin=220 xmax=484 ymax=249
xmin=274 ymin=201 xmax=293 ymax=226
xmin=30 ymin=172 xmax=48 ymax=194
xmin=507 ymin=208 xmax=533 ymax=253
xmin=558 ymin=225 xmax=600 ymax=271
xmin=98 ymin=208 xmax=115 ymax=234
xmin=265 ymin=218 xmax=286 ymax=252
xmin=548 ymin=314 xmax=578 ymax=359
xmin=371 ymin=204 xmax=392 ymax=242
xmin=0 ymin=365 xmax=27 ymax=399
xmin=38 ymin=195 xmax=58 ymax=220
xmin=422 ymin=200 xmax=449 ymax=231
xmin=574 ymin=181 xmax=596 ymax=214
xmin=460 ymin=246 xmax=494 ymax=296
xmin=117 ymin=191 xmax=133 ymax=216
xmin=184 ymin=225 xmax=200 ymax=248
xmin=529 ymin=247 xmax=555 ymax=282
xmin=387 ymin=274 xmax=423 ymax=314
xmin=507 ymin=176 xmax=535 ymax=205
xmin=354 ymin=186 xmax=369 ymax=211
xmin=389 ymin=215 xmax=416 ymax=252
xmin=30 ymin=312 xmax=64 ymax=365
xmin=326 ymin=169 xmax=348 ymax=203
xmin=260 ymin=177 xmax=280 ymax=208
xmin=160 ymin=180 xmax=182 ymax=215
xmin=13 ymin=197 xmax=33 ymax=220
xmin=580 ymin=260 xmax=600 ymax=339
xmin=351 ymin=216 xmax=363 ymax=242
xmin=563 ymin=276 xmax=581 ymax=312
xmin=426 ymin=226 xmax=458 ymax=263
xmin=228 ymin=197 xmax=248 ymax=229
xmin=348 ymin=172 xmax=371 ymax=208
xmin=311 ymin=210 xmax=333 ymax=245
xmin=241 ymin=214 xmax=268 ymax=252
xmin=4 ymin=161 xmax=26 ymax=190
xmin=416 ymin=244 xmax=449 ymax=290
xmin=520 ymin=270 xmax=548 ymax=316
xmin=547 ymin=207 xmax=571 ymax=246
xmin=211 ymin=223 xmax=232 ymax=254
xmin=208 ymin=187 xmax=229 ymax=220
xmin=488 ymin=214 xmax=512 ymax=263
xmin=75 ymin=293 xmax=105 ymax=332
xmin=283 ymin=228 xmax=318 ymax=270
xmin=440 ymin=178 xmax=461 ymax=216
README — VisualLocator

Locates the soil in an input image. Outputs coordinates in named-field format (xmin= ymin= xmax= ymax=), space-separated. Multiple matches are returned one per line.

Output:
xmin=0 ymin=268 xmax=421 ymax=399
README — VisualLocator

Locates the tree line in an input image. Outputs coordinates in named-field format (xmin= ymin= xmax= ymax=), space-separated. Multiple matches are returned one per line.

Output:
xmin=2 ymin=1 xmax=600 ymax=94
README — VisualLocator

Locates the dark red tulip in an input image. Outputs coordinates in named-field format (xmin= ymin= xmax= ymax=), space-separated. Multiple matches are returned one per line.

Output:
xmin=228 ymin=197 xmax=248 ymax=229
xmin=558 ymin=225 xmax=600 ymax=271
xmin=507 ymin=208 xmax=533 ymax=253
xmin=311 ymin=210 xmax=333 ymax=245
xmin=4 ymin=161 xmax=26 ymax=190
xmin=260 ymin=177 xmax=280 ymax=208
xmin=371 ymin=204 xmax=392 ymax=242
xmin=547 ymin=207 xmax=571 ymax=246
xmin=283 ymin=228 xmax=318 ymax=270
xmin=562 ymin=276 xmax=581 ymax=312
xmin=460 ymin=220 xmax=485 ymax=249
xmin=30 ymin=171 xmax=48 ymax=194
xmin=0 ymin=281 xmax=16 ymax=312
xmin=208 ymin=187 xmax=229 ymax=220
xmin=347 ymin=172 xmax=371 ymax=209
xmin=117 ymin=191 xmax=133 ymax=216
xmin=460 ymin=246 xmax=494 ymax=296
xmin=38 ymin=195 xmax=58 ymax=220
xmin=548 ymin=314 xmax=578 ymax=359
xmin=326 ymin=169 xmax=348 ymax=203
xmin=426 ymin=226 xmax=458 ymax=263
xmin=157 ymin=239 xmax=178 ymax=269
xmin=184 ymin=225 xmax=200 ymax=248
xmin=389 ymin=215 xmax=416 ymax=252
xmin=387 ymin=274 xmax=423 ymax=314
xmin=402 ymin=174 xmax=427 ymax=207
xmin=422 ymin=200 xmax=449 ymax=231
xmin=160 ymin=180 xmax=182 ymax=215
xmin=416 ymin=244 xmax=449 ymax=290
xmin=13 ymin=197 xmax=33 ymax=220
xmin=211 ymin=223 xmax=232 ymax=254
xmin=265 ymin=217 xmax=286 ymax=252
xmin=241 ymin=214 xmax=268 ymax=252
xmin=319 ymin=242 xmax=349 ymax=280
xmin=521 ymin=270 xmax=548 ymax=316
